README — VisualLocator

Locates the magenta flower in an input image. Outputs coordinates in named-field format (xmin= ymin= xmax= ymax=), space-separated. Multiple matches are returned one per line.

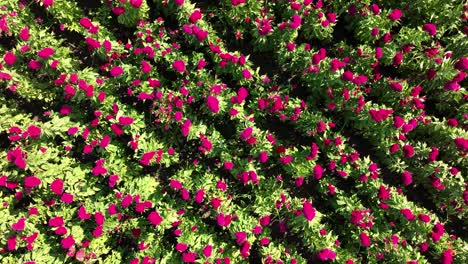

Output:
xmin=148 ymin=211 xmax=163 ymax=226
xmin=173 ymin=60 xmax=186 ymax=73
xmin=418 ymin=214 xmax=430 ymax=223
xmin=402 ymin=145 xmax=414 ymax=158
xmin=206 ymin=96 xmax=220 ymax=113
xmin=189 ymin=10 xmax=202 ymax=23
xmin=110 ymin=66 xmax=124 ymax=77
xmin=235 ymin=231 xmax=247 ymax=244
xmin=37 ymin=47 xmax=54 ymax=59
xmin=43 ymin=0 xmax=54 ymax=7
xmin=141 ymin=60 xmax=151 ymax=73
xmin=50 ymin=179 xmax=64 ymax=195
xmin=242 ymin=68 xmax=252 ymax=79
xmin=182 ymin=252 xmax=196 ymax=263
xmin=194 ymin=189 xmax=205 ymax=204
xmin=422 ymin=23 xmax=437 ymax=36
xmin=11 ymin=218 xmax=26 ymax=231
xmin=360 ymin=232 xmax=371 ymax=247
xmin=217 ymin=213 xmax=232 ymax=227
xmin=79 ymin=18 xmax=93 ymax=29
xmin=48 ymin=216 xmax=64 ymax=227
xmin=401 ymin=171 xmax=413 ymax=186
xmin=289 ymin=14 xmax=302 ymax=29
xmin=24 ymin=176 xmax=41 ymax=188
xmin=444 ymin=81 xmax=460 ymax=91
xmin=317 ymin=248 xmax=337 ymax=261
xmin=19 ymin=26 xmax=30 ymax=41
xmin=400 ymin=208 xmax=415 ymax=221
xmin=176 ymin=243 xmax=188 ymax=252
xmin=313 ymin=164 xmax=324 ymax=180
xmin=454 ymin=57 xmax=468 ymax=71
xmin=129 ymin=0 xmax=143 ymax=8
xmin=387 ymin=9 xmax=402 ymax=21
xmin=4 ymin=51 xmax=16 ymax=65
xmin=119 ymin=116 xmax=134 ymax=125
xmin=78 ymin=206 xmax=91 ymax=220
xmin=7 ymin=236 xmax=17 ymax=251
xmin=61 ymin=235 xmax=75 ymax=249
xmin=441 ymin=249 xmax=453 ymax=264
xmin=302 ymin=201 xmax=316 ymax=221
xmin=202 ymin=244 xmax=212 ymax=257
xmin=180 ymin=119 xmax=192 ymax=137
xmin=174 ymin=0 xmax=184 ymax=6
xmin=61 ymin=193 xmax=74 ymax=204
xmin=27 ymin=125 xmax=42 ymax=138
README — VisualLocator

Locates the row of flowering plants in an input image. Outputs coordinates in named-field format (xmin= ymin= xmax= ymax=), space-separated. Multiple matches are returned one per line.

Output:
xmin=1 ymin=0 xmax=467 ymax=263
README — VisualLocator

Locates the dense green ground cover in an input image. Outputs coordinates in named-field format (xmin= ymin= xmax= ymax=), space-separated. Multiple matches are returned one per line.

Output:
xmin=0 ymin=0 xmax=467 ymax=263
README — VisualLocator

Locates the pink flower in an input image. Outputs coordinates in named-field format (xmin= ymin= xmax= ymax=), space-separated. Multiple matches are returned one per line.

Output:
xmin=24 ymin=176 xmax=41 ymax=188
xmin=360 ymin=232 xmax=371 ymax=247
xmin=27 ymin=125 xmax=42 ymax=138
xmin=174 ymin=0 xmax=184 ymax=6
xmin=313 ymin=164 xmax=324 ymax=180
xmin=19 ymin=26 xmax=30 ymax=41
xmin=140 ymin=151 xmax=156 ymax=166
xmin=48 ymin=216 xmax=64 ymax=227
xmin=418 ymin=214 xmax=430 ymax=223
xmin=393 ymin=116 xmax=404 ymax=128
xmin=387 ymin=9 xmax=402 ymax=21
xmin=78 ymin=206 xmax=91 ymax=220
xmin=189 ymin=10 xmax=202 ymax=23
xmin=176 ymin=243 xmax=188 ymax=252
xmin=206 ymin=96 xmax=220 ymax=113
xmin=180 ymin=119 xmax=192 ymax=137
xmin=242 ymin=68 xmax=252 ymax=79
xmin=61 ymin=235 xmax=75 ymax=249
xmin=148 ymin=211 xmax=163 ymax=225
xmin=422 ymin=23 xmax=437 ymax=36
xmin=194 ymin=189 xmax=205 ymax=204
xmin=289 ymin=14 xmax=302 ymax=29
xmin=141 ymin=60 xmax=151 ymax=73
xmin=43 ymin=0 xmax=54 ymax=7
xmin=182 ymin=252 xmax=196 ymax=263
xmin=235 ymin=231 xmax=247 ymax=244
xmin=217 ymin=213 xmax=232 ymax=227
xmin=393 ymin=52 xmax=403 ymax=66
xmin=302 ymin=201 xmax=316 ymax=221
xmin=4 ymin=51 xmax=16 ymax=65
xmin=37 ymin=47 xmax=55 ymax=59
xmin=29 ymin=60 xmax=42 ymax=70
xmin=50 ymin=179 xmax=64 ymax=194
xmin=110 ymin=66 xmax=123 ymax=77
xmin=400 ymin=208 xmax=415 ymax=221
xmin=79 ymin=18 xmax=93 ymax=29
xmin=7 ymin=236 xmax=17 ymax=251
xmin=317 ymin=248 xmax=337 ymax=261
xmin=118 ymin=116 xmax=134 ymax=125
xmin=202 ymin=245 xmax=212 ymax=257
xmin=440 ymin=249 xmax=453 ymax=264
xmin=61 ymin=193 xmax=74 ymax=204
xmin=402 ymin=145 xmax=415 ymax=158
xmin=129 ymin=0 xmax=143 ymax=8
xmin=11 ymin=218 xmax=26 ymax=231
xmin=240 ymin=241 xmax=251 ymax=258
xmin=258 ymin=151 xmax=268 ymax=163
xmin=401 ymin=171 xmax=413 ymax=186
xmin=454 ymin=57 xmax=468 ymax=71
xmin=173 ymin=60 xmax=186 ymax=73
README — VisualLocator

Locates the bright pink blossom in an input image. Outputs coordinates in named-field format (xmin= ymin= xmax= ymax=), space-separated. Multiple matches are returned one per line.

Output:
xmin=37 ymin=47 xmax=54 ymax=58
xmin=303 ymin=201 xmax=316 ymax=221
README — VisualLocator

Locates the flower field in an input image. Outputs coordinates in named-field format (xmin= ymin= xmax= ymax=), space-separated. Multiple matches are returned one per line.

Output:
xmin=0 ymin=0 xmax=467 ymax=263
